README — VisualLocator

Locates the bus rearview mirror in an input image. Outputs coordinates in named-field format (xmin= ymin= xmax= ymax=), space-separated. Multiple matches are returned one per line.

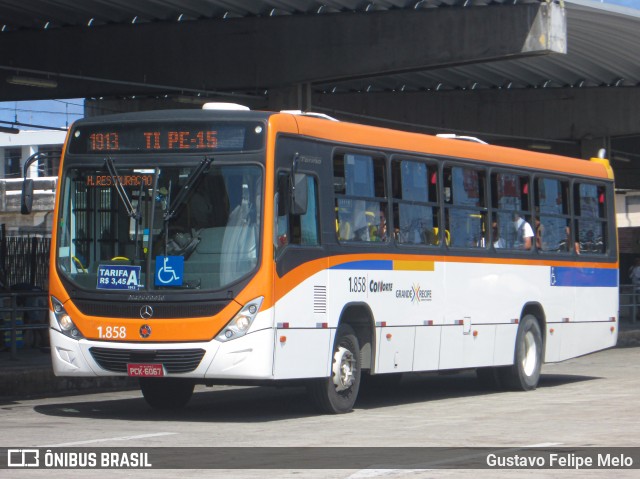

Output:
xmin=21 ymin=178 xmax=34 ymax=214
xmin=291 ymin=173 xmax=308 ymax=216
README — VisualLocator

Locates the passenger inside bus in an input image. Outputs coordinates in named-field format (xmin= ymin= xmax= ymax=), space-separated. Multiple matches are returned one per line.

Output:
xmin=371 ymin=209 xmax=388 ymax=242
xmin=535 ymin=216 xmax=544 ymax=250
xmin=492 ymin=217 xmax=506 ymax=249
xmin=562 ymin=224 xmax=581 ymax=254
xmin=513 ymin=213 xmax=534 ymax=250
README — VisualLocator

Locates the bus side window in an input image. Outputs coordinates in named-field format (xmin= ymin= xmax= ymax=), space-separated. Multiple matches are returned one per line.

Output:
xmin=574 ymin=182 xmax=607 ymax=255
xmin=491 ymin=172 xmax=532 ymax=251
xmin=392 ymin=158 xmax=439 ymax=246
xmin=334 ymin=152 xmax=387 ymax=243
xmin=534 ymin=177 xmax=571 ymax=253
xmin=275 ymin=172 xmax=320 ymax=249
xmin=443 ymin=165 xmax=487 ymax=249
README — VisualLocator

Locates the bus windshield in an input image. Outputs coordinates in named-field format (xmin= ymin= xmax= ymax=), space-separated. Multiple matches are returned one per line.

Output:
xmin=56 ymin=161 xmax=262 ymax=292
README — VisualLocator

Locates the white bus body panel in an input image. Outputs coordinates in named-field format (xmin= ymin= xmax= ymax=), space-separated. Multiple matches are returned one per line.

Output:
xmin=547 ymin=321 xmax=617 ymax=362
xmin=271 ymin=259 xmax=618 ymax=377
xmin=412 ymin=326 xmax=441 ymax=371
xmin=439 ymin=324 xmax=497 ymax=370
xmin=273 ymin=328 xmax=333 ymax=379
xmin=272 ymin=263 xmax=333 ymax=379
xmin=376 ymin=326 xmax=416 ymax=373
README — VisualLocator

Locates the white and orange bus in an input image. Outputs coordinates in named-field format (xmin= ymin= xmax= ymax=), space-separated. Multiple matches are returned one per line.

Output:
xmin=25 ymin=105 xmax=618 ymax=413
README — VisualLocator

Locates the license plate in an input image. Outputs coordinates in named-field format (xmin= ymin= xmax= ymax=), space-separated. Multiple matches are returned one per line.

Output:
xmin=127 ymin=363 xmax=164 ymax=377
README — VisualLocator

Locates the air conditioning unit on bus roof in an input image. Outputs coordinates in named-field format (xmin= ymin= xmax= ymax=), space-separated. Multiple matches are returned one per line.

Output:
xmin=436 ymin=133 xmax=487 ymax=144
xmin=280 ymin=110 xmax=339 ymax=121
xmin=202 ymin=102 xmax=250 ymax=111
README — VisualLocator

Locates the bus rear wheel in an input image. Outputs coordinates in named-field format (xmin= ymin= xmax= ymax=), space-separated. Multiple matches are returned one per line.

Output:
xmin=500 ymin=314 xmax=543 ymax=391
xmin=307 ymin=324 xmax=361 ymax=414
xmin=140 ymin=378 xmax=195 ymax=410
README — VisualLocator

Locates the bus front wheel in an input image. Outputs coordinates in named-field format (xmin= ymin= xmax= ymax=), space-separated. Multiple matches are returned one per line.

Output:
xmin=140 ymin=378 xmax=195 ymax=410
xmin=307 ymin=324 xmax=361 ymax=414
xmin=500 ymin=314 xmax=543 ymax=391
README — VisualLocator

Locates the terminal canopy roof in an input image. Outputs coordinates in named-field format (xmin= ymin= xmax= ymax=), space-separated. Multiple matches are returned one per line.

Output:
xmin=0 ymin=0 xmax=638 ymax=101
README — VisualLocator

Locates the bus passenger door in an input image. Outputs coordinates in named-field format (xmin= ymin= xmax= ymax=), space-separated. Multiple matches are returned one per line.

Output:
xmin=272 ymin=173 xmax=332 ymax=379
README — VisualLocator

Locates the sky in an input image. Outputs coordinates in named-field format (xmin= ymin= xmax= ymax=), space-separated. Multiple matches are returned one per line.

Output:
xmin=605 ymin=0 xmax=640 ymax=7
xmin=0 ymin=99 xmax=84 ymax=131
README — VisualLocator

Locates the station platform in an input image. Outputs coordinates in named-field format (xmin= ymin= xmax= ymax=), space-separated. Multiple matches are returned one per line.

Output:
xmin=1 ymin=322 xmax=639 ymax=401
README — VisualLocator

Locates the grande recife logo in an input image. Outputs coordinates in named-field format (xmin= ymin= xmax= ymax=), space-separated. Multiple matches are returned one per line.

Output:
xmin=395 ymin=283 xmax=432 ymax=303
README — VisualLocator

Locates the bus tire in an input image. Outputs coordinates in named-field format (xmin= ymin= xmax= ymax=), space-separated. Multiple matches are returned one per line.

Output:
xmin=307 ymin=324 xmax=361 ymax=414
xmin=140 ymin=378 xmax=194 ymax=410
xmin=500 ymin=314 xmax=543 ymax=391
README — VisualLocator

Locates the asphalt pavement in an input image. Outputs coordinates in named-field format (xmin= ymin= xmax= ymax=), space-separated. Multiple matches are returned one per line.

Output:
xmin=1 ymin=320 xmax=639 ymax=401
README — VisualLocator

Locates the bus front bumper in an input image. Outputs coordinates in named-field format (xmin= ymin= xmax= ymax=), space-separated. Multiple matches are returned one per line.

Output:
xmin=49 ymin=327 xmax=276 ymax=381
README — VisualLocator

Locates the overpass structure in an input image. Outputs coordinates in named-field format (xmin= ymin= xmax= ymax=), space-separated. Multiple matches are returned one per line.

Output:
xmin=0 ymin=0 xmax=639 ymax=188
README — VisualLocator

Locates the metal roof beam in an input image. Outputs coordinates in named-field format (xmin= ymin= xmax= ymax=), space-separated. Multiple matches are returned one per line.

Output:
xmin=0 ymin=3 xmax=565 ymax=101
xmin=312 ymin=85 xmax=640 ymax=141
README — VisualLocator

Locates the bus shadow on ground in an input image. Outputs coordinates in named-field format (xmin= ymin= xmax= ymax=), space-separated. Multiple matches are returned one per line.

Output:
xmin=538 ymin=373 xmax=601 ymax=388
xmin=33 ymin=371 xmax=599 ymax=423
xmin=34 ymin=385 xmax=316 ymax=423
xmin=355 ymin=371 xmax=600 ymax=410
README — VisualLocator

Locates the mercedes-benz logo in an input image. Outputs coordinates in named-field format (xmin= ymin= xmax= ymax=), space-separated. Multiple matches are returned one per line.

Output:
xmin=140 ymin=305 xmax=154 ymax=319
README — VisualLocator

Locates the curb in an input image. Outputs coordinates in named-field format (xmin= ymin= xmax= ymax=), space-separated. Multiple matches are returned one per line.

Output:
xmin=0 ymin=368 xmax=137 ymax=401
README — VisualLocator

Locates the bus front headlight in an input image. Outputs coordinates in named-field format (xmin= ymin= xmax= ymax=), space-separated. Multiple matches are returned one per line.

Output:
xmin=51 ymin=296 xmax=84 ymax=339
xmin=216 ymin=297 xmax=263 ymax=342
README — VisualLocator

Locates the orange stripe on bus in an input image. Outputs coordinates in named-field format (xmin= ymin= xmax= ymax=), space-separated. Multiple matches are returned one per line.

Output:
xmin=272 ymin=252 xmax=617 ymax=303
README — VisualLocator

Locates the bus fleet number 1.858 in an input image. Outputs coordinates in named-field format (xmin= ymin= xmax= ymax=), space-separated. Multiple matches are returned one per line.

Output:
xmin=348 ymin=276 xmax=367 ymax=293
xmin=97 ymin=326 xmax=127 ymax=339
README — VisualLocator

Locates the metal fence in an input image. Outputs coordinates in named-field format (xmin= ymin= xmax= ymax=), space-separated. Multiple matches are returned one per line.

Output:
xmin=1 ymin=227 xmax=50 ymax=290
xmin=0 ymin=290 xmax=49 ymax=360
xmin=619 ymin=284 xmax=638 ymax=324
xmin=0 ymin=224 xmax=51 ymax=359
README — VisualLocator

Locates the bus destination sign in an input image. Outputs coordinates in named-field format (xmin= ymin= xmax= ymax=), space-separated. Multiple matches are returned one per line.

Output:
xmin=68 ymin=122 xmax=265 ymax=154
xmin=87 ymin=130 xmax=219 ymax=152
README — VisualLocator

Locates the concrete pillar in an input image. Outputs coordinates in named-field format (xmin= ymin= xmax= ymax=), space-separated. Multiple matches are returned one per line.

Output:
xmin=267 ymin=84 xmax=312 ymax=112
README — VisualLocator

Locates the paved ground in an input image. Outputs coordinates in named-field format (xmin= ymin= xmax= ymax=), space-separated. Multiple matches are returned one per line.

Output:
xmin=2 ymin=319 xmax=639 ymax=399
xmin=1 ymin=328 xmax=639 ymax=478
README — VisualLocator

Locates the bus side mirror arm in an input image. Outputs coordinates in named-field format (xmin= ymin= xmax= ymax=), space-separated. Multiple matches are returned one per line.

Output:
xmin=290 ymin=153 xmax=308 ymax=216
xmin=21 ymin=152 xmax=47 ymax=215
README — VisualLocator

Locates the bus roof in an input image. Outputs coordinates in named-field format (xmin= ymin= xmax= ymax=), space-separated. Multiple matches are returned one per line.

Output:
xmin=285 ymin=113 xmax=612 ymax=181
xmin=71 ymin=109 xmax=612 ymax=181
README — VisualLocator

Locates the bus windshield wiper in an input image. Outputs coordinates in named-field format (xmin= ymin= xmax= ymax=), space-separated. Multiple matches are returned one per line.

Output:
xmin=163 ymin=156 xmax=213 ymax=222
xmin=132 ymin=179 xmax=145 ymax=261
xmin=104 ymin=156 xmax=141 ymax=221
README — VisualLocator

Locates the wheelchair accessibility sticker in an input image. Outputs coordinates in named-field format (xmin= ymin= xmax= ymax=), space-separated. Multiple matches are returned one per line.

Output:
xmin=155 ymin=256 xmax=184 ymax=286
xmin=97 ymin=264 xmax=141 ymax=290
